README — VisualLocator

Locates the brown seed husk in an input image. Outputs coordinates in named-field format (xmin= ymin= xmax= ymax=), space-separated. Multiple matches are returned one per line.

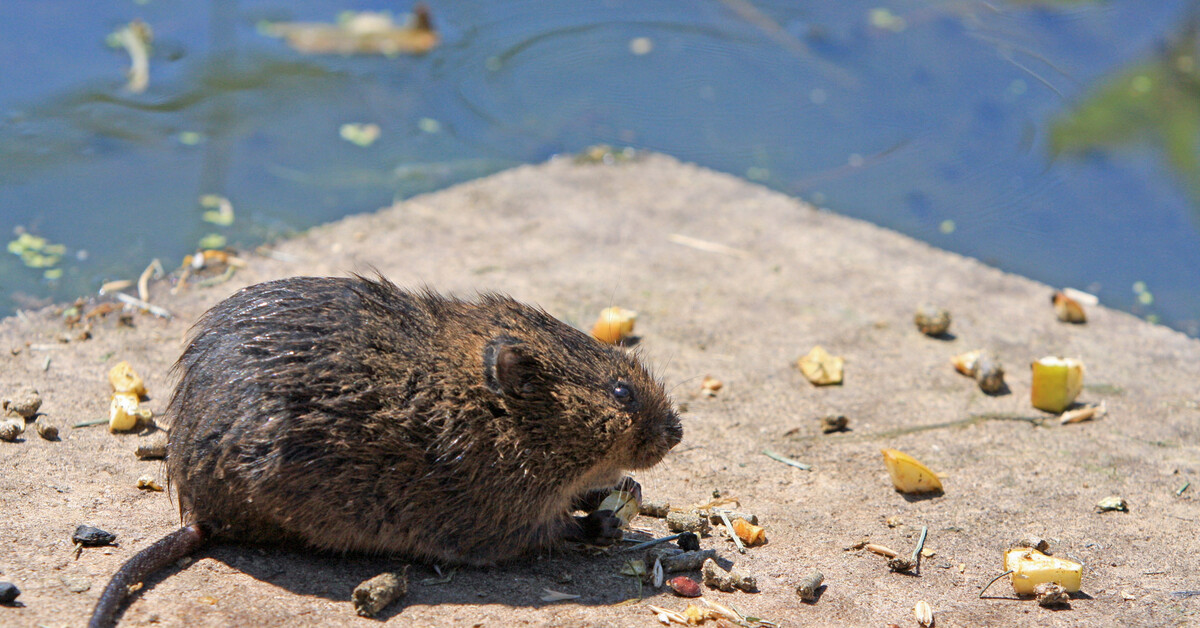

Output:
xmin=820 ymin=414 xmax=849 ymax=433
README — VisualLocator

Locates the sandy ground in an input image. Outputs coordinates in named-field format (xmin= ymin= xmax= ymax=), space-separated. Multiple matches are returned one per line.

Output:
xmin=1 ymin=153 xmax=1198 ymax=627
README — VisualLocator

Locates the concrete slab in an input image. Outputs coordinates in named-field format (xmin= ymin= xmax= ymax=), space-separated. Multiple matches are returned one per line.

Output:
xmin=2 ymin=153 xmax=1197 ymax=627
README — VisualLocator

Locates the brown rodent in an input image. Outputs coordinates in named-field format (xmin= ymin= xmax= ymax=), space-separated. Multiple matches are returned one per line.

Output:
xmin=90 ymin=275 xmax=682 ymax=627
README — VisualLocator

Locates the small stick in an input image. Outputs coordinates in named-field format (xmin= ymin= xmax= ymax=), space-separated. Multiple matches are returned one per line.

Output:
xmin=911 ymin=525 xmax=928 ymax=568
xmin=762 ymin=449 xmax=812 ymax=470
xmin=979 ymin=570 xmax=1014 ymax=598
xmin=716 ymin=509 xmax=746 ymax=554
xmin=1178 ymin=482 xmax=1191 ymax=496
xmin=42 ymin=356 xmax=51 ymax=371
xmin=623 ymin=533 xmax=682 ymax=552
xmin=115 ymin=292 xmax=173 ymax=319
xmin=73 ymin=418 xmax=109 ymax=428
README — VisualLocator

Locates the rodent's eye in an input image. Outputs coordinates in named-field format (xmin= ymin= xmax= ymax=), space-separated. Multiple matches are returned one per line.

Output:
xmin=611 ymin=380 xmax=636 ymax=405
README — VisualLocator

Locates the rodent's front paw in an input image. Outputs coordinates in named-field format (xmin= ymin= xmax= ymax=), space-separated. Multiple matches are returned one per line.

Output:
xmin=569 ymin=510 xmax=623 ymax=546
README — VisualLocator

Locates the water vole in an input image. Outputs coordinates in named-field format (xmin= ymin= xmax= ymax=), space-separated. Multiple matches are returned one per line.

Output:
xmin=90 ymin=275 xmax=682 ymax=626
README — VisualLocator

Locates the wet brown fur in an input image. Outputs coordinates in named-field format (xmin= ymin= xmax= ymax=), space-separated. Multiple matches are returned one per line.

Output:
xmin=165 ymin=275 xmax=682 ymax=565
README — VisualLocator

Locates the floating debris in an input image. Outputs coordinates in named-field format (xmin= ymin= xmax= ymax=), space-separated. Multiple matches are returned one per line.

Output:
xmin=339 ymin=123 xmax=382 ymax=147
xmin=200 ymin=195 xmax=235 ymax=226
xmin=262 ymin=5 xmax=439 ymax=56
xmin=108 ymin=20 xmax=153 ymax=92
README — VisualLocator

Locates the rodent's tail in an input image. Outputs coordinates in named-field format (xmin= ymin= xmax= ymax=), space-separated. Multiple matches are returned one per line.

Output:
xmin=88 ymin=524 xmax=206 ymax=628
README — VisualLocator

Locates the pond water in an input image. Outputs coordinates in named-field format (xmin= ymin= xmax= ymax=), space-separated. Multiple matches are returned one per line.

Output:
xmin=2 ymin=0 xmax=1198 ymax=336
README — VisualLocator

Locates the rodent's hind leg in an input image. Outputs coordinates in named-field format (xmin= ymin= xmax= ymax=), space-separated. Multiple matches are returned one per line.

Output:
xmin=570 ymin=476 xmax=642 ymax=512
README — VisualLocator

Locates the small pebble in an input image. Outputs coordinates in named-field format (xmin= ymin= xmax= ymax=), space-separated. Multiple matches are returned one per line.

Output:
xmin=1034 ymin=582 xmax=1069 ymax=607
xmin=73 ymin=524 xmax=116 ymax=547
xmin=667 ymin=576 xmax=701 ymax=598
xmin=701 ymin=557 xmax=757 ymax=593
xmin=676 ymin=531 xmax=700 ymax=552
xmin=796 ymin=570 xmax=823 ymax=602
xmin=60 ymin=575 xmax=91 ymax=593
xmin=2 ymin=387 xmax=42 ymax=419
xmin=352 ymin=570 xmax=407 ymax=617
xmin=820 ymin=415 xmax=848 ymax=433
xmin=914 ymin=304 xmax=951 ymax=337
xmin=638 ymin=500 xmax=670 ymax=518
xmin=974 ymin=354 xmax=1006 ymax=394
xmin=0 ymin=419 xmax=23 ymax=442
xmin=0 ymin=581 xmax=19 ymax=604
xmin=34 ymin=416 xmax=58 ymax=440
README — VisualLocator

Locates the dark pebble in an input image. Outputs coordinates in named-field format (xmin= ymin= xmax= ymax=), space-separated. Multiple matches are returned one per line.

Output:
xmin=73 ymin=524 xmax=116 ymax=547
xmin=0 ymin=581 xmax=18 ymax=604
xmin=676 ymin=531 xmax=700 ymax=552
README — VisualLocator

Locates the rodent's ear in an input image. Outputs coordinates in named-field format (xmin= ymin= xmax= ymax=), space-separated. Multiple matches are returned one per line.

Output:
xmin=484 ymin=337 xmax=538 ymax=397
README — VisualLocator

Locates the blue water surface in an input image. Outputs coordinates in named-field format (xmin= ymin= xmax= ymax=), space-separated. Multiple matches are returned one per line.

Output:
xmin=1 ymin=0 xmax=1198 ymax=335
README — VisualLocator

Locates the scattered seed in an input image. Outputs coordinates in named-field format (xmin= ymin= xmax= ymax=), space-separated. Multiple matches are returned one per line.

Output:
xmin=820 ymin=414 xmax=848 ymax=433
xmin=0 ymin=582 xmax=19 ymax=604
xmin=72 ymin=524 xmax=116 ymax=547
xmin=666 ymin=511 xmax=710 ymax=536
xmin=914 ymin=304 xmax=951 ymax=336
xmin=1034 ymin=582 xmax=1070 ymax=607
xmin=796 ymin=345 xmax=843 ymax=385
xmin=2 ymin=386 xmax=41 ymax=419
xmin=1096 ymin=496 xmax=1128 ymax=512
xmin=700 ymin=376 xmax=723 ymax=397
xmin=136 ymin=475 xmax=164 ymax=492
xmin=639 ymin=500 xmax=671 ymax=518
xmin=914 ymin=600 xmax=934 ymax=626
xmin=667 ymin=576 xmax=702 ymax=597
xmin=865 ymin=543 xmax=899 ymax=558
xmin=353 ymin=569 xmax=407 ymax=617
xmin=795 ymin=570 xmax=823 ymax=602
xmin=0 ymin=419 xmax=23 ymax=442
xmin=540 ymin=588 xmax=581 ymax=602
xmin=34 ymin=416 xmax=58 ymax=440
xmin=653 ymin=557 xmax=664 ymax=588
xmin=701 ymin=557 xmax=757 ymax=593
xmin=1060 ymin=402 xmax=1106 ymax=425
